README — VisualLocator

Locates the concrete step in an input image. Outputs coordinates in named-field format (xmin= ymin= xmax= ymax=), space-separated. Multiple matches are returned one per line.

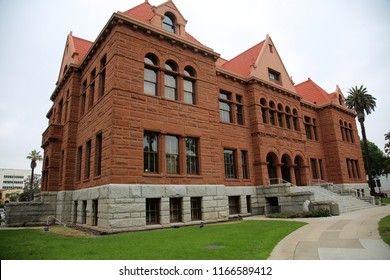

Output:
xmin=290 ymin=186 xmax=375 ymax=213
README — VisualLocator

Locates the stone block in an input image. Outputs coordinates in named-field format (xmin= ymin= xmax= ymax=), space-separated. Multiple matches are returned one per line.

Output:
xmin=108 ymin=184 xmax=130 ymax=199
xmin=166 ymin=185 xmax=187 ymax=197
xmin=186 ymin=185 xmax=206 ymax=196
xmin=141 ymin=185 xmax=166 ymax=197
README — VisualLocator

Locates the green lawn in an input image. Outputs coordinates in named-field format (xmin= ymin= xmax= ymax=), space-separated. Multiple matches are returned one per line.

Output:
xmin=0 ymin=220 xmax=305 ymax=260
xmin=378 ymin=215 xmax=390 ymax=246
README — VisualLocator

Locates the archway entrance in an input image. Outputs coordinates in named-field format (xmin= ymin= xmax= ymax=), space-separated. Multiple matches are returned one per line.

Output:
xmin=281 ymin=155 xmax=292 ymax=183
xmin=294 ymin=156 xmax=306 ymax=186
xmin=267 ymin=152 xmax=278 ymax=184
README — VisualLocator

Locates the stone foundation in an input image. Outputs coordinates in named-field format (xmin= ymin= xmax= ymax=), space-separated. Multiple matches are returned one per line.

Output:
xmin=6 ymin=184 xmax=313 ymax=233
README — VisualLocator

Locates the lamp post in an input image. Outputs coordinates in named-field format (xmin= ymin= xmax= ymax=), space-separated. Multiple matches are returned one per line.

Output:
xmin=29 ymin=160 xmax=37 ymax=201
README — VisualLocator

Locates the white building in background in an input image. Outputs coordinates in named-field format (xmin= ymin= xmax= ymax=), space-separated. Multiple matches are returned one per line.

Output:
xmin=0 ymin=169 xmax=31 ymax=190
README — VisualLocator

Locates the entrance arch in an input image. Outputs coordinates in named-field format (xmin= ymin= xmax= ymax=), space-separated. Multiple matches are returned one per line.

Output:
xmin=281 ymin=154 xmax=292 ymax=183
xmin=267 ymin=152 xmax=278 ymax=184
xmin=294 ymin=155 xmax=306 ymax=186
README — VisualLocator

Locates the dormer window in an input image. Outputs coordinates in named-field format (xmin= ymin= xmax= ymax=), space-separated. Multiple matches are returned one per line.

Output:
xmin=163 ymin=13 xmax=175 ymax=33
xmin=268 ymin=68 xmax=282 ymax=85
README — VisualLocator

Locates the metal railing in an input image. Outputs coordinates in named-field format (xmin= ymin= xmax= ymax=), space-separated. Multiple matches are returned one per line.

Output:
xmin=268 ymin=178 xmax=295 ymax=186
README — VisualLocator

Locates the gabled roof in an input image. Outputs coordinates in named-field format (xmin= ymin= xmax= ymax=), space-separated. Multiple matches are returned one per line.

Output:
xmin=57 ymin=32 xmax=93 ymax=83
xmin=72 ymin=35 xmax=93 ymax=64
xmin=295 ymin=78 xmax=337 ymax=105
xmin=219 ymin=41 xmax=265 ymax=77
xmin=217 ymin=35 xmax=296 ymax=93
xmin=122 ymin=1 xmax=155 ymax=22
xmin=122 ymin=0 xmax=202 ymax=45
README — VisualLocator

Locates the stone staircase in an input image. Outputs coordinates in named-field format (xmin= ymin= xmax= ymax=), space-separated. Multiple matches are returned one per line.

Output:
xmin=290 ymin=185 xmax=375 ymax=213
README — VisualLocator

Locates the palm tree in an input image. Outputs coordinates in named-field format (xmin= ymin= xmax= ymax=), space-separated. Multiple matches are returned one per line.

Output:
xmin=26 ymin=150 xmax=43 ymax=201
xmin=345 ymin=85 xmax=377 ymax=194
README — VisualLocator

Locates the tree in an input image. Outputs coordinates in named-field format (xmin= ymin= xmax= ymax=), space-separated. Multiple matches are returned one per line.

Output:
xmin=360 ymin=140 xmax=389 ymax=177
xmin=26 ymin=150 xmax=43 ymax=201
xmin=20 ymin=174 xmax=42 ymax=202
xmin=345 ymin=85 xmax=377 ymax=194
xmin=385 ymin=131 xmax=390 ymax=156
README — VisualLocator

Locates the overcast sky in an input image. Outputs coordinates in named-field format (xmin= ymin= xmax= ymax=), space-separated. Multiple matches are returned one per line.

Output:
xmin=0 ymin=0 xmax=389 ymax=172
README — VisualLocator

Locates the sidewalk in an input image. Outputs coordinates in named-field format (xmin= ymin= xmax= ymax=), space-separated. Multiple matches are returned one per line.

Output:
xmin=251 ymin=205 xmax=390 ymax=260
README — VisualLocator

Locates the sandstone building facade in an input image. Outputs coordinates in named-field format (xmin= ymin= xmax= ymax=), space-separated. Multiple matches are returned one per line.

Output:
xmin=39 ymin=0 xmax=366 ymax=232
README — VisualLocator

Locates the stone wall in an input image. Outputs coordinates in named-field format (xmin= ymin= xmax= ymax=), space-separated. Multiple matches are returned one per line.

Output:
xmin=5 ymin=192 xmax=57 ymax=227
xmin=50 ymin=184 xmax=312 ymax=233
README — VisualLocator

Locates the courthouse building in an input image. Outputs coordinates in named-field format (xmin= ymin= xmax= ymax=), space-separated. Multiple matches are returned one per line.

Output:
xmin=38 ymin=0 xmax=366 ymax=232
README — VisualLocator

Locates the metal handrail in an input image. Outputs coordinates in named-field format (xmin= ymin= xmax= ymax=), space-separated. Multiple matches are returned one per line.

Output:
xmin=46 ymin=216 xmax=66 ymax=227
xmin=268 ymin=178 xmax=295 ymax=186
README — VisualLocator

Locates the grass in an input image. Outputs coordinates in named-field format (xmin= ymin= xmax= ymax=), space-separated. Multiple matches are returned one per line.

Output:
xmin=381 ymin=197 xmax=390 ymax=205
xmin=0 ymin=220 xmax=305 ymax=260
xmin=378 ymin=215 xmax=390 ymax=246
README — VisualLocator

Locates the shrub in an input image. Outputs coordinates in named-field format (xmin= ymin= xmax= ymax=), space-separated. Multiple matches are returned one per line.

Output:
xmin=267 ymin=209 xmax=331 ymax=218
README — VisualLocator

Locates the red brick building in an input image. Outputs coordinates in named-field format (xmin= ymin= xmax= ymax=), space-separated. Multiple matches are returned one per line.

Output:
xmin=39 ymin=0 xmax=366 ymax=232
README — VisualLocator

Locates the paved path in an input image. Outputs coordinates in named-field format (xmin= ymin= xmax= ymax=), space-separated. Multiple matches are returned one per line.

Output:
xmin=250 ymin=205 xmax=390 ymax=260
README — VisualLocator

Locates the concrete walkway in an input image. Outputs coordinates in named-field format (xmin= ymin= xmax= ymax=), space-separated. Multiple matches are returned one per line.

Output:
xmin=250 ymin=205 xmax=390 ymax=260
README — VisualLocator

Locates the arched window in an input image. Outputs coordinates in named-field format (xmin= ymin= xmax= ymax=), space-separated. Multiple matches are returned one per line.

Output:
xmin=144 ymin=54 xmax=159 ymax=96
xmin=349 ymin=123 xmax=354 ymax=143
xmin=277 ymin=103 xmax=284 ymax=128
xmin=269 ymin=101 xmax=276 ymax=126
xmin=292 ymin=108 xmax=299 ymax=131
xmin=163 ymin=13 xmax=175 ymax=33
xmin=260 ymin=98 xmax=268 ymax=124
xmin=164 ymin=60 xmax=178 ymax=100
xmin=285 ymin=106 xmax=291 ymax=129
xmin=184 ymin=66 xmax=196 ymax=104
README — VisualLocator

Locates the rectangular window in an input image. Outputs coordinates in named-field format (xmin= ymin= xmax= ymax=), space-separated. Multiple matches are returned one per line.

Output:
xmin=146 ymin=198 xmax=160 ymax=225
xmin=313 ymin=119 xmax=318 ymax=141
xmin=73 ymin=201 xmax=78 ymax=223
xmin=184 ymin=79 xmax=195 ymax=104
xmin=76 ymin=146 xmax=82 ymax=181
xmin=144 ymin=132 xmax=158 ymax=173
xmin=89 ymin=69 xmax=96 ymax=109
xmin=164 ymin=74 xmax=177 ymax=100
xmin=224 ymin=149 xmax=237 ymax=179
xmin=95 ymin=133 xmax=102 ymax=176
xmin=170 ymin=197 xmax=182 ymax=223
xmin=246 ymin=195 xmax=252 ymax=213
xmin=60 ymin=150 xmax=64 ymax=184
xmin=236 ymin=95 xmax=244 ymax=125
xmin=229 ymin=196 xmax=240 ymax=215
xmin=310 ymin=158 xmax=318 ymax=179
xmin=99 ymin=55 xmax=106 ymax=98
xmin=304 ymin=116 xmax=312 ymax=140
xmin=85 ymin=140 xmax=92 ymax=179
xmin=58 ymin=99 xmax=63 ymax=124
xmin=241 ymin=150 xmax=249 ymax=179
xmin=92 ymin=199 xmax=98 ymax=226
xmin=166 ymin=135 xmax=179 ymax=174
xmin=80 ymin=80 xmax=87 ymax=116
xmin=191 ymin=197 xmax=202 ymax=221
xmin=268 ymin=68 xmax=281 ymax=85
xmin=186 ymin=137 xmax=199 ymax=175
xmin=319 ymin=159 xmax=324 ymax=180
xmin=219 ymin=91 xmax=232 ymax=123
xmin=144 ymin=68 xmax=157 ymax=96
xmin=81 ymin=200 xmax=87 ymax=224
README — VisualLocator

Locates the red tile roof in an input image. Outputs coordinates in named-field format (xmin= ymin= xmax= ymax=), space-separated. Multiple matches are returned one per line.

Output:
xmin=122 ymin=1 xmax=203 ymax=45
xmin=219 ymin=41 xmax=265 ymax=77
xmin=72 ymin=35 xmax=93 ymax=63
xmin=123 ymin=1 xmax=155 ymax=22
xmin=295 ymin=78 xmax=334 ymax=105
